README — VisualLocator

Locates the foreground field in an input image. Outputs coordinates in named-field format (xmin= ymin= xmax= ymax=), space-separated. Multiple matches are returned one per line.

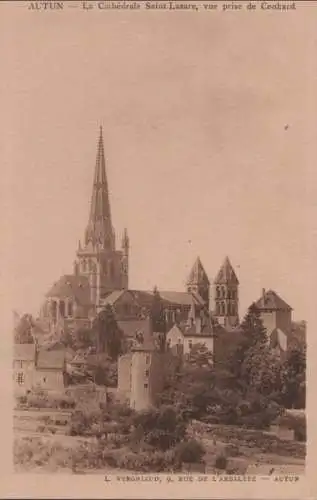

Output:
xmin=13 ymin=409 xmax=305 ymax=475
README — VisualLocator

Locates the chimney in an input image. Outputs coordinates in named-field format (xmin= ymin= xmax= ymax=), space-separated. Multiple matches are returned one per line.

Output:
xmin=262 ymin=288 xmax=266 ymax=304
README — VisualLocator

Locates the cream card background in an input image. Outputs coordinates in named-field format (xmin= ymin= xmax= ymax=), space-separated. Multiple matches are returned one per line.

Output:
xmin=0 ymin=0 xmax=316 ymax=497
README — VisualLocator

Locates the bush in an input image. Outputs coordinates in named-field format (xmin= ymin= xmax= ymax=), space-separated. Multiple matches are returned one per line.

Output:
xmin=102 ymin=448 xmax=179 ymax=472
xmin=132 ymin=406 xmax=186 ymax=451
xmin=294 ymin=420 xmax=306 ymax=442
xmin=225 ymin=444 xmax=241 ymax=457
xmin=21 ymin=390 xmax=76 ymax=410
xmin=175 ymin=439 xmax=205 ymax=464
xmin=14 ymin=436 xmax=74 ymax=471
xmin=109 ymin=403 xmax=134 ymax=419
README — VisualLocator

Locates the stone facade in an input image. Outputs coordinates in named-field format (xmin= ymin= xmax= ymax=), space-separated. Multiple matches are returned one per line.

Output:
xmin=118 ymin=347 xmax=166 ymax=411
xmin=166 ymin=323 xmax=214 ymax=356
xmin=13 ymin=344 xmax=66 ymax=394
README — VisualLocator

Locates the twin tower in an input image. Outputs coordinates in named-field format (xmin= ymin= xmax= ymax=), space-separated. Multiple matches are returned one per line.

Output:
xmin=186 ymin=255 xmax=240 ymax=328
xmin=73 ymin=127 xmax=239 ymax=328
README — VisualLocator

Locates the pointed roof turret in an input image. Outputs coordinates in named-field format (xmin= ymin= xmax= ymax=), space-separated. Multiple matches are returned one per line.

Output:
xmin=121 ymin=227 xmax=129 ymax=250
xmin=186 ymin=257 xmax=210 ymax=286
xmin=85 ymin=126 xmax=114 ymax=249
xmin=214 ymin=256 xmax=239 ymax=285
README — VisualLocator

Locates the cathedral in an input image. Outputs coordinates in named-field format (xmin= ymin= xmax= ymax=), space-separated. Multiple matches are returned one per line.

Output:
xmin=39 ymin=127 xmax=297 ymax=356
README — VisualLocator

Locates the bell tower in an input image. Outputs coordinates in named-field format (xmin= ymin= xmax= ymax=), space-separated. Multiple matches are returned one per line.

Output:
xmin=186 ymin=256 xmax=210 ymax=305
xmin=213 ymin=256 xmax=239 ymax=328
xmin=73 ymin=126 xmax=129 ymax=306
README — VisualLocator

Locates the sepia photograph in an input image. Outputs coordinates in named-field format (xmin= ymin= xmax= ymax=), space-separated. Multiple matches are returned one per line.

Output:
xmin=1 ymin=0 xmax=315 ymax=498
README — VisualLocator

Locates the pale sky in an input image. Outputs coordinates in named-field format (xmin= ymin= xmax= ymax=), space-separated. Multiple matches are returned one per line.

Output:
xmin=1 ymin=1 xmax=315 ymax=322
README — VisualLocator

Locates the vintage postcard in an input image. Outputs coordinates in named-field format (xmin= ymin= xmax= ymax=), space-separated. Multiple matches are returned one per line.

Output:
xmin=0 ymin=0 xmax=316 ymax=498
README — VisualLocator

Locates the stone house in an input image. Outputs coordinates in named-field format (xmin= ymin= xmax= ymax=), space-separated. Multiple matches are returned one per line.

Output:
xmin=13 ymin=344 xmax=66 ymax=394
xmin=166 ymin=322 xmax=214 ymax=356
xmin=254 ymin=289 xmax=292 ymax=351
xmin=13 ymin=344 xmax=36 ymax=395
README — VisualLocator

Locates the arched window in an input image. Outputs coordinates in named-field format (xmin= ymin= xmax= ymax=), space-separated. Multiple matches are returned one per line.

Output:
xmin=216 ymin=302 xmax=220 ymax=315
xmin=68 ymin=301 xmax=73 ymax=317
xmin=221 ymin=286 xmax=226 ymax=298
xmin=216 ymin=286 xmax=220 ymax=299
xmin=59 ymin=300 xmax=65 ymax=318
xmin=220 ymin=302 xmax=225 ymax=315
xmin=51 ymin=301 xmax=57 ymax=320
xmin=82 ymin=259 xmax=87 ymax=272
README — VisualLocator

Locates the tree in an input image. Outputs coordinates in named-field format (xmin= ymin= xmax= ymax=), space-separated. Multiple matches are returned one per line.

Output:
xmin=240 ymin=302 xmax=268 ymax=347
xmin=14 ymin=314 xmax=34 ymax=344
xmin=74 ymin=327 xmax=94 ymax=350
xmin=160 ymin=332 xmax=282 ymax=428
xmin=187 ymin=343 xmax=214 ymax=368
xmin=241 ymin=345 xmax=283 ymax=397
xmin=92 ymin=305 xmax=123 ymax=360
xmin=159 ymin=344 xmax=218 ymax=420
xmin=281 ymin=347 xmax=306 ymax=408
xmin=230 ymin=303 xmax=268 ymax=387
xmin=150 ymin=286 xmax=166 ymax=352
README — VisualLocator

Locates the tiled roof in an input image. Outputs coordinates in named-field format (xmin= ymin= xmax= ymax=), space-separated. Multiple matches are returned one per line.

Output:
xmin=14 ymin=344 xmax=36 ymax=361
xmin=186 ymin=257 xmax=210 ymax=286
xmin=148 ymin=290 xmax=203 ymax=306
xmin=101 ymin=290 xmax=126 ymax=305
xmin=254 ymin=289 xmax=292 ymax=311
xmin=36 ymin=350 xmax=65 ymax=370
xmin=214 ymin=256 xmax=239 ymax=285
xmin=46 ymin=274 xmax=91 ymax=305
xmin=110 ymin=289 xmax=205 ymax=309
xmin=169 ymin=318 xmax=216 ymax=338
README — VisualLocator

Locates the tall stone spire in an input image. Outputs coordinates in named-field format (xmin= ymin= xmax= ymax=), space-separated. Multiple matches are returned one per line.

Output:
xmin=214 ymin=256 xmax=239 ymax=285
xmin=85 ymin=126 xmax=114 ymax=250
xmin=186 ymin=256 xmax=210 ymax=305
